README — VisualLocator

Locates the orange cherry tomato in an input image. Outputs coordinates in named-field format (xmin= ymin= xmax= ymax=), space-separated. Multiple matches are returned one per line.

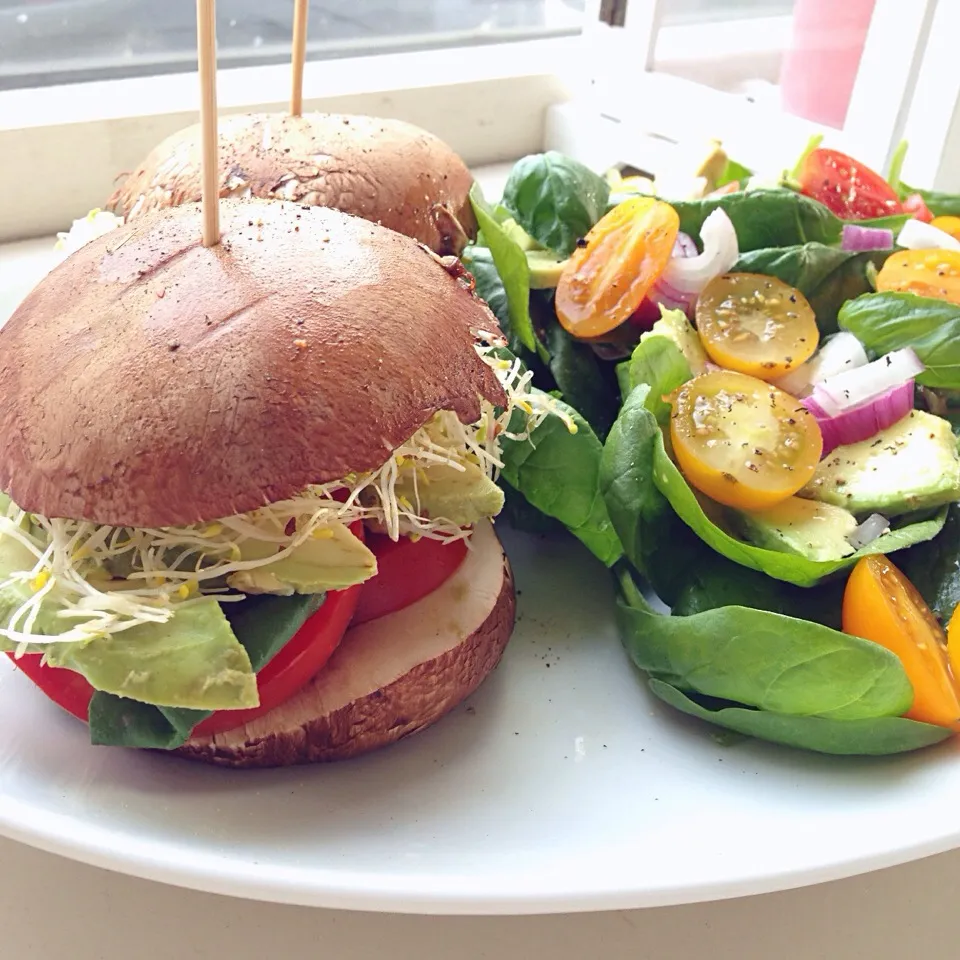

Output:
xmin=695 ymin=273 xmax=819 ymax=380
xmin=931 ymin=215 xmax=960 ymax=241
xmin=876 ymin=248 xmax=960 ymax=306
xmin=843 ymin=555 xmax=960 ymax=729
xmin=668 ymin=369 xmax=823 ymax=510
xmin=555 ymin=197 xmax=679 ymax=339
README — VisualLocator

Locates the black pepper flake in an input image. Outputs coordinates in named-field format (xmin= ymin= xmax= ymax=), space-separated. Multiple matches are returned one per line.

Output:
xmin=168 ymin=341 xmax=180 ymax=351
xmin=575 ymin=237 xmax=588 ymax=249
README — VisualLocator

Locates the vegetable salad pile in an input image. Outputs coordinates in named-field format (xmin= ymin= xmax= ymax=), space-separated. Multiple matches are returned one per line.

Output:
xmin=484 ymin=139 xmax=960 ymax=755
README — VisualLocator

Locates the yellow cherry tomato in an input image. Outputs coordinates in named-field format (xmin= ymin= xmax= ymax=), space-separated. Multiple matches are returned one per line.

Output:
xmin=931 ymin=215 xmax=960 ymax=241
xmin=845 ymin=555 xmax=960 ymax=729
xmin=668 ymin=369 xmax=823 ymax=510
xmin=695 ymin=273 xmax=819 ymax=380
xmin=876 ymin=248 xmax=960 ymax=305
xmin=555 ymin=197 xmax=678 ymax=339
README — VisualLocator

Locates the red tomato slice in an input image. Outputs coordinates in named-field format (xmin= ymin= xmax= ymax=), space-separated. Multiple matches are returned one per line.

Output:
xmin=352 ymin=534 xmax=468 ymax=626
xmin=10 ymin=653 xmax=93 ymax=722
xmin=903 ymin=192 xmax=934 ymax=223
xmin=798 ymin=148 xmax=902 ymax=220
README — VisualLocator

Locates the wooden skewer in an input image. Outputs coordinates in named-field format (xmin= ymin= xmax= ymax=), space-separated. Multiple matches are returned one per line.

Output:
xmin=196 ymin=0 xmax=220 ymax=247
xmin=290 ymin=0 xmax=309 ymax=117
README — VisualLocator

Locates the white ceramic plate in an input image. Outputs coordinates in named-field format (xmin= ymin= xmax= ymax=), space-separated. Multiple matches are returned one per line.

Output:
xmin=1 ymin=525 xmax=960 ymax=915
xmin=2 ymin=239 xmax=960 ymax=916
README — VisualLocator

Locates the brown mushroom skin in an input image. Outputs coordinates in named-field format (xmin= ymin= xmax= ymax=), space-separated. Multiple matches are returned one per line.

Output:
xmin=0 ymin=198 xmax=505 ymax=528
xmin=178 ymin=520 xmax=515 ymax=768
xmin=109 ymin=112 xmax=478 ymax=255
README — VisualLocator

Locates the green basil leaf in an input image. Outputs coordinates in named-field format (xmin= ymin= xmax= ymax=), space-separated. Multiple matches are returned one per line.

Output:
xmin=839 ymin=291 xmax=960 ymax=388
xmin=649 ymin=679 xmax=950 ymax=756
xmin=616 ymin=569 xmax=913 ymax=720
xmin=502 ymin=152 xmax=610 ymax=257
xmin=734 ymin=243 xmax=887 ymax=333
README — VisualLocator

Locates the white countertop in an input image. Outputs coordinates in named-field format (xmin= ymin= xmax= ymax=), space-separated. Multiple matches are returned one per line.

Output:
xmin=3 ymin=196 xmax=960 ymax=959
xmin=3 ymin=835 xmax=960 ymax=959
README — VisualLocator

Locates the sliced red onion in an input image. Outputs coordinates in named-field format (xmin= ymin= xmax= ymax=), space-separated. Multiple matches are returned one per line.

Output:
xmin=673 ymin=232 xmax=698 ymax=259
xmin=661 ymin=208 xmax=739 ymax=295
xmin=897 ymin=219 xmax=960 ymax=252
xmin=846 ymin=513 xmax=890 ymax=551
xmin=802 ymin=380 xmax=915 ymax=456
xmin=774 ymin=332 xmax=869 ymax=398
xmin=648 ymin=273 xmax=697 ymax=315
xmin=841 ymin=224 xmax=894 ymax=252
xmin=812 ymin=347 xmax=923 ymax=418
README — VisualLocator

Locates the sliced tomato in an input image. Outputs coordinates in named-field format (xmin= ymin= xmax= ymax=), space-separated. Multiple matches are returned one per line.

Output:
xmin=352 ymin=534 xmax=467 ymax=626
xmin=9 ymin=653 xmax=93 ymax=722
xmin=903 ymin=193 xmax=934 ymax=223
xmin=555 ymin=197 xmax=679 ymax=339
xmin=668 ymin=370 xmax=823 ymax=510
xmin=695 ymin=273 xmax=819 ymax=380
xmin=844 ymin=555 xmax=960 ymax=729
xmin=876 ymin=248 xmax=960 ymax=305
xmin=798 ymin=148 xmax=902 ymax=220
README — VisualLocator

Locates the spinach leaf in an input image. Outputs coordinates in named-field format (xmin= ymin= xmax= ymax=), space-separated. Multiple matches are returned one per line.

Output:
xmin=502 ymin=152 xmax=610 ymax=257
xmin=670 ymin=544 xmax=845 ymax=631
xmin=468 ymin=184 xmax=540 ymax=354
xmin=898 ymin=184 xmax=960 ymax=217
xmin=734 ymin=243 xmax=887 ymax=334
xmin=901 ymin=503 xmax=960 ymax=622
xmin=500 ymin=390 xmax=623 ymax=566
xmin=542 ymin=313 xmax=620 ymax=440
xmin=649 ymin=680 xmax=950 ymax=756
xmin=621 ymin=336 xmax=692 ymax=422
xmin=839 ymin=292 xmax=960 ymax=388
xmin=672 ymin=189 xmax=843 ymax=251
xmin=602 ymin=387 xmax=945 ymax=588
xmin=650 ymin=426 xmax=946 ymax=586
xmin=87 ymin=592 xmax=326 ymax=750
xmin=616 ymin=569 xmax=913 ymax=720
xmin=499 ymin=482 xmax=565 ymax=535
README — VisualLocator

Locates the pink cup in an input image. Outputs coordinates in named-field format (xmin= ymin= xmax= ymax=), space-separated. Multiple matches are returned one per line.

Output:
xmin=779 ymin=0 xmax=877 ymax=129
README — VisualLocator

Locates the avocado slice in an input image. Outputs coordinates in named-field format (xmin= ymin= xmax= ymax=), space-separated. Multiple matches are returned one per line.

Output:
xmin=737 ymin=497 xmax=858 ymax=562
xmin=640 ymin=308 xmax=709 ymax=376
xmin=527 ymin=249 xmax=569 ymax=289
xmin=395 ymin=461 xmax=505 ymax=527
xmin=228 ymin=521 xmax=377 ymax=595
xmin=800 ymin=410 xmax=960 ymax=517
xmin=500 ymin=217 xmax=541 ymax=252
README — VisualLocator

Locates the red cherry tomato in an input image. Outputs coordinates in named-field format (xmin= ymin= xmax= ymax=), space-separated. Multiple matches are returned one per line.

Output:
xmin=902 ymin=192 xmax=935 ymax=223
xmin=798 ymin=148 xmax=902 ymax=220
xmin=352 ymin=534 xmax=468 ymax=626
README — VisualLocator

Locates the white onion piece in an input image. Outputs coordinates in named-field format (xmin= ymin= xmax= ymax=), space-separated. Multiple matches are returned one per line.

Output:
xmin=847 ymin=514 xmax=890 ymax=551
xmin=673 ymin=232 xmax=698 ymax=258
xmin=896 ymin=219 xmax=960 ymax=252
xmin=812 ymin=348 xmax=924 ymax=418
xmin=661 ymin=209 xmax=739 ymax=295
xmin=774 ymin=332 xmax=869 ymax=398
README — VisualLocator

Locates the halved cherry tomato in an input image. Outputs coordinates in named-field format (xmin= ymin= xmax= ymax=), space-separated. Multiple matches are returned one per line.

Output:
xmin=695 ymin=273 xmax=819 ymax=380
xmin=903 ymin=193 xmax=934 ymax=223
xmin=931 ymin=215 xmax=960 ymax=241
xmin=555 ymin=197 xmax=679 ymax=339
xmin=669 ymin=370 xmax=823 ymax=510
xmin=844 ymin=555 xmax=960 ymax=729
xmin=352 ymin=534 xmax=467 ymax=626
xmin=876 ymin=248 xmax=960 ymax=305
xmin=798 ymin=148 xmax=903 ymax=220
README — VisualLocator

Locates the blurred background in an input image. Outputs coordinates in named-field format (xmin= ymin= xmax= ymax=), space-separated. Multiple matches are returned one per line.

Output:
xmin=1 ymin=0 xmax=795 ymax=90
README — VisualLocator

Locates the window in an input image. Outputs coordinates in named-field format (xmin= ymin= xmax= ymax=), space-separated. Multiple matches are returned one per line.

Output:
xmin=0 ymin=0 xmax=587 ymax=90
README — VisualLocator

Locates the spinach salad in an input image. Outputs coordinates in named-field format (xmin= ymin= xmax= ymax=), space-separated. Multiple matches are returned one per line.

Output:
xmin=476 ymin=143 xmax=960 ymax=755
